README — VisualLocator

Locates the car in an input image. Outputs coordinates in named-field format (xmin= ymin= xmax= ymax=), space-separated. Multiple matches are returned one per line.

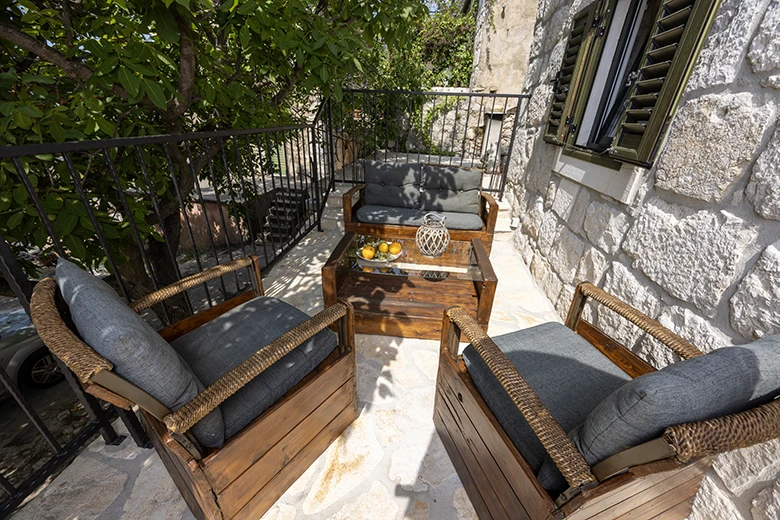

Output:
xmin=0 ymin=305 xmax=65 ymax=393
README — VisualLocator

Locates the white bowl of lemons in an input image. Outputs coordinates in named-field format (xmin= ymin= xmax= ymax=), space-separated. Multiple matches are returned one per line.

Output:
xmin=357 ymin=240 xmax=404 ymax=263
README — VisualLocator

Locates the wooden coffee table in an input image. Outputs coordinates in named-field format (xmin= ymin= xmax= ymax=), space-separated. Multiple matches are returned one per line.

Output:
xmin=322 ymin=232 xmax=497 ymax=339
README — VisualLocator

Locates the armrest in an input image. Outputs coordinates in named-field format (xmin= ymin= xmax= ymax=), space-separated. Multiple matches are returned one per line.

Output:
xmin=163 ymin=301 xmax=353 ymax=435
xmin=342 ymin=184 xmax=366 ymax=224
xmin=664 ymin=398 xmax=780 ymax=463
xmin=444 ymin=306 xmax=598 ymax=489
xmin=130 ymin=256 xmax=262 ymax=313
xmin=480 ymin=192 xmax=498 ymax=233
xmin=566 ymin=282 xmax=704 ymax=360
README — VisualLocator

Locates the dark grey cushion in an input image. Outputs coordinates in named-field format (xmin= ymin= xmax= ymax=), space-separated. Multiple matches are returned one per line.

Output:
xmin=572 ymin=335 xmax=780 ymax=476
xmin=56 ymin=258 xmax=225 ymax=448
xmin=172 ymin=296 xmax=338 ymax=439
xmin=421 ymin=165 xmax=482 ymax=214
xmin=364 ymin=161 xmax=421 ymax=209
xmin=355 ymin=205 xmax=484 ymax=230
xmin=463 ymin=322 xmax=632 ymax=489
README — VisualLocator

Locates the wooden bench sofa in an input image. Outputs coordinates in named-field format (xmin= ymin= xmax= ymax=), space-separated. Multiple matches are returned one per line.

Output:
xmin=342 ymin=160 xmax=499 ymax=252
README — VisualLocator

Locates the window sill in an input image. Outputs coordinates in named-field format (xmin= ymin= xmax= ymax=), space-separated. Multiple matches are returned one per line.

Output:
xmin=552 ymin=147 xmax=645 ymax=205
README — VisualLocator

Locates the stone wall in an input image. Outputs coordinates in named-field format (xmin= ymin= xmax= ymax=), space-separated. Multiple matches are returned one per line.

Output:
xmin=506 ymin=0 xmax=780 ymax=517
xmin=470 ymin=0 xmax=538 ymax=93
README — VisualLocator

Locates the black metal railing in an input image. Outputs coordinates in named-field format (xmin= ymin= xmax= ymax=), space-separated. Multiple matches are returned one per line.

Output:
xmin=0 ymin=100 xmax=334 ymax=516
xmin=330 ymin=89 xmax=529 ymax=198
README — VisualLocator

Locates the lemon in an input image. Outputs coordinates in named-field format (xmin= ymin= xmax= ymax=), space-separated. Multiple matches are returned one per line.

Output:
xmin=389 ymin=242 xmax=402 ymax=255
xmin=378 ymin=242 xmax=389 ymax=253
xmin=361 ymin=245 xmax=376 ymax=260
xmin=362 ymin=266 xmax=374 ymax=273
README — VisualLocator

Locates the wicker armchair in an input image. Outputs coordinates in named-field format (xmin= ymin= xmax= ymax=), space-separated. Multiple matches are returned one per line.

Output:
xmin=30 ymin=256 xmax=357 ymax=520
xmin=435 ymin=281 xmax=780 ymax=520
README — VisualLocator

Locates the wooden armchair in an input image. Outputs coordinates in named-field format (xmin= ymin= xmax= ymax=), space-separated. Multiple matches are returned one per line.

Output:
xmin=30 ymin=256 xmax=357 ymax=520
xmin=435 ymin=281 xmax=780 ymax=520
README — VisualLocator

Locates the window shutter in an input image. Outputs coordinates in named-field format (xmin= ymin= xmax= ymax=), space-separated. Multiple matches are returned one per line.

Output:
xmin=608 ymin=0 xmax=721 ymax=164
xmin=543 ymin=3 xmax=599 ymax=144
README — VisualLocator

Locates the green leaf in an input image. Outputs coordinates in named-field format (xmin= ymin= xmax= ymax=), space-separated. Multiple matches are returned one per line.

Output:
xmin=143 ymin=79 xmax=167 ymax=109
xmin=13 ymin=111 xmax=32 ymax=129
xmin=6 ymin=212 xmax=23 ymax=229
xmin=56 ymin=211 xmax=78 ymax=235
xmin=13 ymin=184 xmax=28 ymax=204
xmin=353 ymin=57 xmax=363 ymax=73
xmin=239 ymin=25 xmax=250 ymax=48
xmin=17 ymin=105 xmax=43 ymax=118
xmin=21 ymin=74 xmax=55 ymax=84
xmin=33 ymin=227 xmax=48 ymax=248
xmin=65 ymin=235 xmax=86 ymax=258
xmin=237 ymin=0 xmax=257 ymax=15
xmin=49 ymin=121 xmax=66 ymax=142
xmin=153 ymin=5 xmax=180 ymax=44
xmin=118 ymin=68 xmax=141 ymax=96
xmin=124 ymin=60 xmax=157 ymax=76
xmin=0 ymin=102 xmax=13 ymax=116
xmin=319 ymin=67 xmax=329 ymax=83
xmin=94 ymin=56 xmax=119 ymax=75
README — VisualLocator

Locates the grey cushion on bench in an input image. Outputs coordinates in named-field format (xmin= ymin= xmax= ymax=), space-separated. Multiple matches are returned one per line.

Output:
xmin=172 ymin=296 xmax=338 ymax=439
xmin=462 ymin=322 xmax=632 ymax=487
xmin=364 ymin=161 xmax=421 ymax=209
xmin=355 ymin=205 xmax=484 ymax=230
xmin=421 ymin=165 xmax=482 ymax=214
xmin=56 ymin=258 xmax=225 ymax=448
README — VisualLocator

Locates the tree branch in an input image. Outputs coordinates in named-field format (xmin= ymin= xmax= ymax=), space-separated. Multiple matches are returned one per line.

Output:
xmin=167 ymin=15 xmax=196 ymax=120
xmin=0 ymin=20 xmax=91 ymax=81
xmin=272 ymin=64 xmax=302 ymax=107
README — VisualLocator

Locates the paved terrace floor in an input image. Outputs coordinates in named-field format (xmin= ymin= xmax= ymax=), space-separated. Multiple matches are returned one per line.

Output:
xmin=11 ymin=185 xmax=562 ymax=520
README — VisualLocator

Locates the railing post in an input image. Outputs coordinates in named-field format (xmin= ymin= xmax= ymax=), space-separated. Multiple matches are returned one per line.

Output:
xmin=311 ymin=120 xmax=323 ymax=232
xmin=499 ymin=96 xmax=523 ymax=201
xmin=326 ymin=97 xmax=336 ymax=191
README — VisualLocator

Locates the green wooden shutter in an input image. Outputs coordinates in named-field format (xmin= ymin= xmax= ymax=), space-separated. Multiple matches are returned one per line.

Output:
xmin=543 ymin=3 xmax=599 ymax=144
xmin=608 ymin=0 xmax=721 ymax=164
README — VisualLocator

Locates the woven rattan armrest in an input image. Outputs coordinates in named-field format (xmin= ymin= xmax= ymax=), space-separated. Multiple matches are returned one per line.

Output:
xmin=445 ymin=306 xmax=598 ymax=489
xmin=163 ymin=301 xmax=352 ymax=435
xmin=130 ymin=256 xmax=259 ymax=313
xmin=567 ymin=282 xmax=704 ymax=360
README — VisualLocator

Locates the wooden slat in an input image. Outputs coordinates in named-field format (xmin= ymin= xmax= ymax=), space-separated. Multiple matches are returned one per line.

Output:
xmin=652 ymin=25 xmax=685 ymax=47
xmin=652 ymin=499 xmax=697 ymax=519
xmin=646 ymin=43 xmax=678 ymax=63
xmin=203 ymin=350 xmax=355 ymax=490
xmin=576 ymin=321 xmax=656 ymax=378
xmin=437 ymin=354 xmax=557 ymax=518
xmin=231 ymin=401 xmax=358 ymax=520
xmin=434 ymin=410 xmax=494 ymax=520
xmin=630 ymin=93 xmax=659 ymax=107
xmin=640 ymin=61 xmax=671 ymax=79
xmin=657 ymin=6 xmax=692 ymax=30
xmin=437 ymin=388 xmax=530 ymax=518
xmin=218 ymin=380 xmax=355 ymax=518
xmin=434 ymin=394 xmax=513 ymax=520
xmin=635 ymin=77 xmax=665 ymax=93
xmin=664 ymin=0 xmax=695 ymax=12
xmin=158 ymin=291 xmax=254 ymax=342
xmin=610 ymin=469 xmax=703 ymax=520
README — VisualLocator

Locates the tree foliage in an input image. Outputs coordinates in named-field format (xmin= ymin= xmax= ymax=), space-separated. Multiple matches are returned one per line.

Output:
xmin=0 ymin=0 xmax=426 ymax=304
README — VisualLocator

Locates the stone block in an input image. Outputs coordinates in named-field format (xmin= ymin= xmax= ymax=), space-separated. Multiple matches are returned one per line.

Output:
xmin=513 ymin=229 xmax=535 ymax=266
xmin=688 ymin=475 xmax=748 ymax=520
xmin=713 ymin=438 xmax=780 ymax=496
xmin=544 ymin=271 xmax=563 ymax=304
xmin=746 ymin=127 xmax=780 ymax=221
xmin=687 ymin=0 xmax=770 ymax=90
xmin=748 ymin=0 xmax=780 ymax=74
xmin=635 ymin=305 xmax=733 ymax=368
xmin=568 ymin=187 xmax=591 ymax=236
xmin=537 ymin=211 xmax=562 ymax=256
xmin=552 ymin=177 xmax=581 ymax=220
xmin=730 ymin=240 xmax=780 ymax=339
xmin=548 ymin=228 xmax=587 ymax=284
xmin=544 ymin=177 xmax=558 ymax=210
xmin=555 ymin=284 xmax=575 ymax=319
xmin=597 ymin=263 xmax=661 ymax=350
xmin=752 ymin=479 xmax=780 ymax=520
xmin=527 ymin=82 xmax=553 ymax=128
xmin=623 ymin=198 xmax=758 ymax=316
xmin=530 ymin=253 xmax=550 ymax=284
xmin=523 ymin=194 xmax=545 ymax=239
xmin=575 ymin=247 xmax=608 ymax=285
xmin=583 ymin=200 xmax=631 ymax=254
xmin=655 ymin=93 xmax=774 ymax=202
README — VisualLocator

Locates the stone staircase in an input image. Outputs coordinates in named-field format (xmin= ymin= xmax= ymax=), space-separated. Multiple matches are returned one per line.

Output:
xmin=264 ymin=187 xmax=309 ymax=242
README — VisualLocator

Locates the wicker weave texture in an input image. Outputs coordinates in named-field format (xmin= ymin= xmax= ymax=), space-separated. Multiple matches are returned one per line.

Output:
xmin=577 ymin=282 xmax=704 ymax=360
xmin=164 ymin=302 xmax=348 ymax=434
xmin=446 ymin=306 xmax=597 ymax=488
xmin=30 ymin=278 xmax=113 ymax=384
xmin=665 ymin=398 xmax=780 ymax=462
xmin=130 ymin=256 xmax=255 ymax=312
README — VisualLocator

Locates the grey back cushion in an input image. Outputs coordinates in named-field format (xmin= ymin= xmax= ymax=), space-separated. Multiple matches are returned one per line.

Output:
xmin=56 ymin=258 xmax=225 ymax=448
xmin=576 ymin=336 xmax=780 ymax=463
xmin=364 ymin=161 xmax=421 ymax=209
xmin=421 ymin=165 xmax=482 ymax=214
xmin=538 ymin=335 xmax=780 ymax=492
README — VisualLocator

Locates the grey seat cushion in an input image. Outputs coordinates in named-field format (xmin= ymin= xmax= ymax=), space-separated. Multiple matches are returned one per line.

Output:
xmin=364 ymin=161 xmax=421 ymax=209
xmin=172 ymin=296 xmax=338 ymax=439
xmin=56 ymin=258 xmax=225 ymax=448
xmin=421 ymin=165 xmax=482 ymax=214
xmin=463 ymin=322 xmax=632 ymax=489
xmin=355 ymin=205 xmax=484 ymax=230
